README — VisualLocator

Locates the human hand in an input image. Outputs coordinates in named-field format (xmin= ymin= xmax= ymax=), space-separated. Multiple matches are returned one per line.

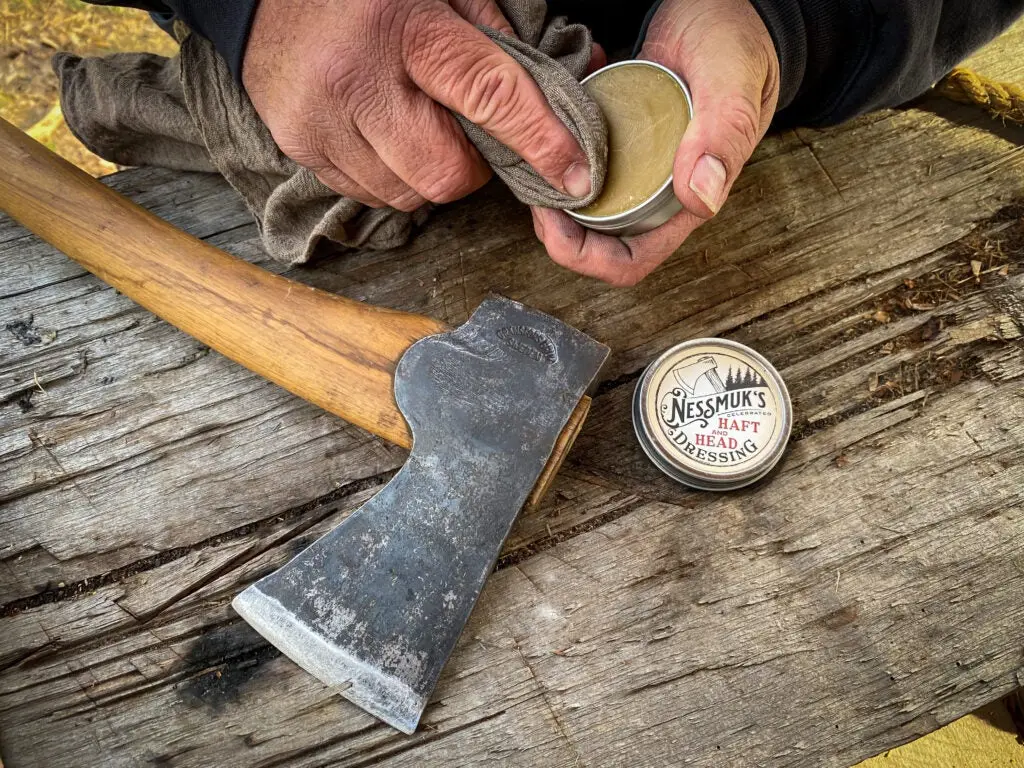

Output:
xmin=532 ymin=0 xmax=780 ymax=286
xmin=242 ymin=0 xmax=593 ymax=211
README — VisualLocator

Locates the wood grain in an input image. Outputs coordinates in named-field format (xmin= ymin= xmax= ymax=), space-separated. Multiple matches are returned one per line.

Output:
xmin=0 ymin=116 xmax=445 ymax=448
xmin=2 ymin=19 xmax=1024 ymax=768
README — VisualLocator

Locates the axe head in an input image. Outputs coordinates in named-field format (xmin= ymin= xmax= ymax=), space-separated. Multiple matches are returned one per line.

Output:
xmin=233 ymin=297 xmax=608 ymax=733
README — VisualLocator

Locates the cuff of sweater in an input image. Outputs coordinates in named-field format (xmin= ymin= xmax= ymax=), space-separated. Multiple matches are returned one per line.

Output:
xmin=168 ymin=0 xmax=260 ymax=81
xmin=744 ymin=0 xmax=806 ymax=111
xmin=632 ymin=0 xmax=665 ymax=57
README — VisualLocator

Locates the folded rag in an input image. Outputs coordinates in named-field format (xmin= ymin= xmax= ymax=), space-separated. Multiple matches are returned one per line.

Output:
xmin=55 ymin=0 xmax=608 ymax=265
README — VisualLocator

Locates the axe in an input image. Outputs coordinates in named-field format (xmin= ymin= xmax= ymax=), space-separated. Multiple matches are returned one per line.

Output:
xmin=0 ymin=119 xmax=608 ymax=732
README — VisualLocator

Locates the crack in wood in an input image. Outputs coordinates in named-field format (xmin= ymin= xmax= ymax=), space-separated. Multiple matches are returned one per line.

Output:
xmin=625 ymin=647 xmax=818 ymax=697
xmin=496 ymin=496 xmax=647 ymax=571
xmin=0 ymin=469 xmax=393 ymax=618
xmin=0 ymin=388 xmax=312 ymax=507
xmin=511 ymin=635 xmax=586 ymax=768
xmin=0 ymin=616 xmax=240 ymax=695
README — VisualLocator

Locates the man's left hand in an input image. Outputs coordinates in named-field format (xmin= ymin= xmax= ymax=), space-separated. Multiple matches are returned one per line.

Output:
xmin=531 ymin=0 xmax=780 ymax=286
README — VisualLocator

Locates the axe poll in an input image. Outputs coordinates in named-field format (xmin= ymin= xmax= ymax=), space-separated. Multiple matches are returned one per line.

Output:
xmin=0 ymin=118 xmax=609 ymax=732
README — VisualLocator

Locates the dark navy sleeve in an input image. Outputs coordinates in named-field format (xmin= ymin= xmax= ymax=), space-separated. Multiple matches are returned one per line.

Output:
xmin=85 ymin=0 xmax=259 ymax=80
xmin=615 ymin=0 xmax=1024 ymax=128
xmin=85 ymin=0 xmax=1024 ymax=122
xmin=737 ymin=0 xmax=1024 ymax=127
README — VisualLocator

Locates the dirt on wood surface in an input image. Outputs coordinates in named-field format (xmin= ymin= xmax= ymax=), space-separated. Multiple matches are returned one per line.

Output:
xmin=863 ymin=205 xmax=1021 ymax=387
xmin=783 ymin=203 xmax=1024 ymax=443
xmin=0 ymin=0 xmax=177 ymax=175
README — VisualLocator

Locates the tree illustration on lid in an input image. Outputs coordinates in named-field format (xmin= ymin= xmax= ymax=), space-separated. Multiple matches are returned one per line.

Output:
xmin=726 ymin=364 xmax=767 ymax=390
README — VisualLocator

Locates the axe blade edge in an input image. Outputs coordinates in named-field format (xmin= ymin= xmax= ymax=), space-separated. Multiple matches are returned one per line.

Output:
xmin=232 ymin=587 xmax=424 ymax=734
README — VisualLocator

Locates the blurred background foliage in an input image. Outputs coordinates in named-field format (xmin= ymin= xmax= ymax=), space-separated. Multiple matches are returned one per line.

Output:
xmin=0 ymin=0 xmax=176 ymax=175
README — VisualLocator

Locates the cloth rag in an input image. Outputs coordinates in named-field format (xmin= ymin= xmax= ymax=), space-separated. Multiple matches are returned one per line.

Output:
xmin=54 ymin=0 xmax=608 ymax=265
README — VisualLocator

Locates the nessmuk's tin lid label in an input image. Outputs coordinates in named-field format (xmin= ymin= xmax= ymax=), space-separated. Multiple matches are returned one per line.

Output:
xmin=633 ymin=339 xmax=792 ymax=490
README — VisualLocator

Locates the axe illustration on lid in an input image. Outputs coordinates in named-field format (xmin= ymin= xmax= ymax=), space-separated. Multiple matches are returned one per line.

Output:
xmin=672 ymin=354 xmax=726 ymax=395
xmin=0 ymin=118 xmax=609 ymax=733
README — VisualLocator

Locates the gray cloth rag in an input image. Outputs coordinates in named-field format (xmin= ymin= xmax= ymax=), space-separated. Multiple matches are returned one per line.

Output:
xmin=54 ymin=0 xmax=608 ymax=265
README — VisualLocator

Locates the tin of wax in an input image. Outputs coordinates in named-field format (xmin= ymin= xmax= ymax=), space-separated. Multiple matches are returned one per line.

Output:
xmin=568 ymin=60 xmax=693 ymax=236
xmin=633 ymin=339 xmax=793 ymax=491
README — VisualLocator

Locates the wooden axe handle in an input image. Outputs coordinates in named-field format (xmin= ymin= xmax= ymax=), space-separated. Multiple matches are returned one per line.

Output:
xmin=0 ymin=119 xmax=586 ymax=504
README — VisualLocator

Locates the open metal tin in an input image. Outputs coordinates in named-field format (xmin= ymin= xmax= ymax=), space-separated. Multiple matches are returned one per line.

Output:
xmin=633 ymin=339 xmax=792 ymax=491
xmin=568 ymin=60 xmax=693 ymax=237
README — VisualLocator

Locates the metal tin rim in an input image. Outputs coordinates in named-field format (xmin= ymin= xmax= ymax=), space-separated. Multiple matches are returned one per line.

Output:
xmin=568 ymin=60 xmax=693 ymax=229
xmin=632 ymin=338 xmax=792 ymax=491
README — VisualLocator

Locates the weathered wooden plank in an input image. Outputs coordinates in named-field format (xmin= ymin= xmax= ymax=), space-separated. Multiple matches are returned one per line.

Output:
xmin=502 ymin=386 xmax=1024 ymax=768
xmin=1 ymin=368 xmax=1021 ymax=767
xmin=0 ymin=219 xmax=409 ymax=600
xmin=3 ymin=243 xmax=1021 ymax=763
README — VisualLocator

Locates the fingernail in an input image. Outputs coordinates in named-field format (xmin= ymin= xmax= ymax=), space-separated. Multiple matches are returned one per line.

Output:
xmin=689 ymin=154 xmax=727 ymax=214
xmin=562 ymin=162 xmax=592 ymax=198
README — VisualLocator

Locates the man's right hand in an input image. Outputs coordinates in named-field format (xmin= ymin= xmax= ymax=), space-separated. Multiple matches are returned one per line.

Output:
xmin=242 ymin=0 xmax=592 ymax=211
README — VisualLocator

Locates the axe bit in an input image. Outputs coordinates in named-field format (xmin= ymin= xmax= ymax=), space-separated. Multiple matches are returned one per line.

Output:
xmin=0 ymin=118 xmax=609 ymax=733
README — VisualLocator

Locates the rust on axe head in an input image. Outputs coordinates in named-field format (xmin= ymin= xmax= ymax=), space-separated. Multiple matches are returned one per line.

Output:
xmin=232 ymin=296 xmax=608 ymax=733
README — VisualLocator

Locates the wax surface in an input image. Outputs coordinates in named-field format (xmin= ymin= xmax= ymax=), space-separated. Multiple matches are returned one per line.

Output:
xmin=578 ymin=63 xmax=690 ymax=218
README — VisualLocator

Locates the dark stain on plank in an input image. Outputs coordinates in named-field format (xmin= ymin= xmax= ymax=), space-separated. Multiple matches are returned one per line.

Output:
xmin=4 ymin=314 xmax=57 ymax=346
xmin=176 ymin=623 xmax=282 ymax=713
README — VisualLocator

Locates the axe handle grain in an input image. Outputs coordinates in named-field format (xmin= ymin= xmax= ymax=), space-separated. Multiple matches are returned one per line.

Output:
xmin=0 ymin=117 xmax=441 ymax=448
xmin=0 ymin=119 xmax=587 ymax=506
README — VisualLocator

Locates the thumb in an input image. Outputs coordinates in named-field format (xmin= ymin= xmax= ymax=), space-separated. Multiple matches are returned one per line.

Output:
xmin=642 ymin=0 xmax=779 ymax=218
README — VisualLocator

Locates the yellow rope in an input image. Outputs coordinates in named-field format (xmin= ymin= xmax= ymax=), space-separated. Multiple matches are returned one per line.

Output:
xmin=936 ymin=67 xmax=1024 ymax=125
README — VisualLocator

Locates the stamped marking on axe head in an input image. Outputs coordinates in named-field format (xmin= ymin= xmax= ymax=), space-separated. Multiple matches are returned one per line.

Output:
xmin=233 ymin=296 xmax=608 ymax=733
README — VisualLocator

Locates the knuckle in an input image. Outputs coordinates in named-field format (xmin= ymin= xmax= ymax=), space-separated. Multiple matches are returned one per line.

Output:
xmin=415 ymin=156 xmax=485 ymax=203
xmin=461 ymin=57 xmax=522 ymax=126
xmin=462 ymin=62 xmax=576 ymax=172
xmin=390 ymin=192 xmax=427 ymax=212
xmin=317 ymin=50 xmax=373 ymax=113
xmin=515 ymin=119 xmax=575 ymax=174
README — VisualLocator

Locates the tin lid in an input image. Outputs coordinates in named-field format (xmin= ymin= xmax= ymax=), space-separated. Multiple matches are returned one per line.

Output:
xmin=632 ymin=339 xmax=792 ymax=491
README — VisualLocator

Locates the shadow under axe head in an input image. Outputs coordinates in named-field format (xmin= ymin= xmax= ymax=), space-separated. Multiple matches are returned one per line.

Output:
xmin=232 ymin=296 xmax=609 ymax=734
